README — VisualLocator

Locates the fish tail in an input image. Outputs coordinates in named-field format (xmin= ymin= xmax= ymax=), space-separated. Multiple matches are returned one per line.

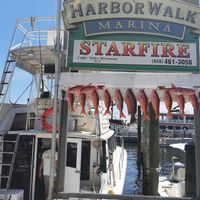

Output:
xmin=80 ymin=107 xmax=87 ymax=115
xmin=156 ymin=113 xmax=160 ymax=120
xmin=166 ymin=111 xmax=173 ymax=119
xmin=180 ymin=111 xmax=186 ymax=118
xmin=130 ymin=114 xmax=136 ymax=123
xmin=143 ymin=113 xmax=150 ymax=121
xmin=94 ymin=109 xmax=99 ymax=117
xmin=70 ymin=106 xmax=75 ymax=113
xmin=104 ymin=108 xmax=111 ymax=116
xmin=171 ymin=84 xmax=176 ymax=88
xmin=120 ymin=112 xmax=126 ymax=119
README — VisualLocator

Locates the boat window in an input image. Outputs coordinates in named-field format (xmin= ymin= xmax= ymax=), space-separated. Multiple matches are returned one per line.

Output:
xmin=168 ymin=126 xmax=173 ymax=130
xmin=160 ymin=126 xmax=166 ymax=130
xmin=175 ymin=126 xmax=181 ymax=130
xmin=66 ymin=142 xmax=77 ymax=168
xmin=11 ymin=113 xmax=35 ymax=130
xmin=173 ymin=115 xmax=178 ymax=120
xmin=108 ymin=135 xmax=116 ymax=153
xmin=100 ymin=140 xmax=107 ymax=173
xmin=81 ymin=141 xmax=91 ymax=180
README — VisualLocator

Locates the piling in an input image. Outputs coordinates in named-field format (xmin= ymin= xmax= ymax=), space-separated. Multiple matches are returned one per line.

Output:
xmin=142 ymin=103 xmax=160 ymax=195
xmin=137 ymin=105 xmax=142 ymax=150
xmin=185 ymin=140 xmax=196 ymax=197
xmin=137 ymin=106 xmax=142 ymax=186
xmin=194 ymin=103 xmax=200 ymax=197
xmin=57 ymin=90 xmax=68 ymax=192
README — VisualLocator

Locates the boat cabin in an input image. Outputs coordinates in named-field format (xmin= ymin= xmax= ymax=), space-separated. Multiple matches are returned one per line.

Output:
xmin=0 ymin=109 xmax=126 ymax=200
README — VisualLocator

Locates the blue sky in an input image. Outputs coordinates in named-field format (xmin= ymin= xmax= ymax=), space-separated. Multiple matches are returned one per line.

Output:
xmin=0 ymin=0 xmax=58 ymax=103
xmin=0 ymin=0 xmax=57 ymax=73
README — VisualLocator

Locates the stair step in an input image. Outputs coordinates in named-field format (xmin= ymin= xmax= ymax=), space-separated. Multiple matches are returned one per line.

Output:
xmin=0 ymin=175 xmax=9 ymax=179
xmin=0 ymin=163 xmax=11 ymax=166
xmin=3 ymin=71 xmax=12 ymax=74
xmin=0 ymin=152 xmax=15 ymax=155
xmin=1 ymin=82 xmax=8 ymax=85
xmin=0 ymin=189 xmax=8 ymax=192
xmin=0 ymin=135 xmax=20 ymax=191
xmin=6 ymin=59 xmax=15 ymax=63
xmin=0 ymin=93 xmax=5 ymax=96
xmin=3 ymin=141 xmax=17 ymax=143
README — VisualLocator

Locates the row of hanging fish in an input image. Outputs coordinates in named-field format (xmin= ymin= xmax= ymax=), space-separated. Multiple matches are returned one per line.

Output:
xmin=66 ymin=84 xmax=198 ymax=121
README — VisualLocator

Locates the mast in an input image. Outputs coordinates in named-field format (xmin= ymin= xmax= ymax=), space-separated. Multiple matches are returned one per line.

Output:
xmin=48 ymin=0 xmax=62 ymax=199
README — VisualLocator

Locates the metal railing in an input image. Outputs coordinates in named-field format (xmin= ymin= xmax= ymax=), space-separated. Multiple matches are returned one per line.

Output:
xmin=56 ymin=192 xmax=199 ymax=200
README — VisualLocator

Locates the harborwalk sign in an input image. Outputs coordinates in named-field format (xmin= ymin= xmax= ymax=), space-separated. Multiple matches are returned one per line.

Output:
xmin=62 ymin=0 xmax=200 ymax=72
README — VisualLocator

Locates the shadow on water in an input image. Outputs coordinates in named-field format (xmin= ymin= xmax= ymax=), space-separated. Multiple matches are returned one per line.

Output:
xmin=123 ymin=143 xmax=143 ymax=195
xmin=123 ymin=143 xmax=185 ymax=195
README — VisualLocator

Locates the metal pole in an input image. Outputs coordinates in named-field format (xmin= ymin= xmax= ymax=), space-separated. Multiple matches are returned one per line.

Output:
xmin=31 ymin=136 xmax=38 ymax=200
xmin=57 ymin=90 xmax=68 ymax=192
xmin=48 ymin=0 xmax=62 ymax=199
xmin=195 ymin=103 xmax=200 ymax=197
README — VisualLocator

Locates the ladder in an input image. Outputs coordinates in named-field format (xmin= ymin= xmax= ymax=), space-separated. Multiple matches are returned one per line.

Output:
xmin=0 ymin=134 xmax=20 ymax=199
xmin=0 ymin=52 xmax=16 ymax=112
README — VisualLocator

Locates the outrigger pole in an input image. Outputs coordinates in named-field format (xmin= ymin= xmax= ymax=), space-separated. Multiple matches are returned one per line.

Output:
xmin=48 ymin=0 xmax=62 ymax=199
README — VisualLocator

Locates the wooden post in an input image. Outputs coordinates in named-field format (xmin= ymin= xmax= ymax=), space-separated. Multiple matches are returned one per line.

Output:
xmin=194 ymin=103 xmax=200 ymax=197
xmin=137 ymin=105 xmax=142 ymax=186
xmin=148 ymin=103 xmax=160 ymax=195
xmin=57 ymin=90 xmax=68 ymax=192
xmin=142 ymin=116 xmax=149 ymax=195
xmin=137 ymin=105 xmax=142 ymax=149
xmin=142 ymin=103 xmax=159 ymax=195
xmin=185 ymin=140 xmax=196 ymax=197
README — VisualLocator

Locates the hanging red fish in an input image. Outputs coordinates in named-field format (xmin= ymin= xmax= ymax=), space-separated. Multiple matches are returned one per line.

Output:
xmin=150 ymin=90 xmax=160 ymax=120
xmin=163 ymin=90 xmax=173 ymax=119
xmin=188 ymin=94 xmax=198 ymax=113
xmin=66 ymin=92 xmax=75 ymax=113
xmin=103 ymin=89 xmax=111 ymax=116
xmin=87 ymin=90 xmax=99 ymax=117
xmin=138 ymin=89 xmax=149 ymax=121
xmin=79 ymin=93 xmax=87 ymax=115
xmin=114 ymin=89 xmax=126 ymax=119
xmin=176 ymin=95 xmax=186 ymax=118
xmin=124 ymin=88 xmax=137 ymax=121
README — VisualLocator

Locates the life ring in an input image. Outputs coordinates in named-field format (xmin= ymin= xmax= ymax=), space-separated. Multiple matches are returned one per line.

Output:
xmin=41 ymin=108 xmax=55 ymax=133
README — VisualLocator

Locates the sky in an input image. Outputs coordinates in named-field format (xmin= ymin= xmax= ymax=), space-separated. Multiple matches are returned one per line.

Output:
xmin=0 ymin=0 xmax=58 ymax=103
xmin=0 ymin=0 xmax=57 ymax=71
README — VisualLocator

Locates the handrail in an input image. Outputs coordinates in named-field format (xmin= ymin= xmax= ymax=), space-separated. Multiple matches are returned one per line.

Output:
xmin=57 ymin=192 xmax=196 ymax=200
xmin=11 ymin=17 xmax=59 ymax=51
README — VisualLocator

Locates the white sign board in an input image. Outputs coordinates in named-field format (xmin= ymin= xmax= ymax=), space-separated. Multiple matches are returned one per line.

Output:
xmin=73 ymin=40 xmax=197 ymax=67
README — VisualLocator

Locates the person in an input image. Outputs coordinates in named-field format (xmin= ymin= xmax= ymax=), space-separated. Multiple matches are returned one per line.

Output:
xmin=38 ymin=149 xmax=58 ymax=200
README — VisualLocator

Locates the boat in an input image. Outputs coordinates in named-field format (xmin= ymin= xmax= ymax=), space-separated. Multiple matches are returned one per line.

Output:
xmin=0 ymin=16 xmax=127 ymax=200
xmin=109 ymin=119 xmax=138 ymax=143
xmin=159 ymin=113 xmax=194 ymax=139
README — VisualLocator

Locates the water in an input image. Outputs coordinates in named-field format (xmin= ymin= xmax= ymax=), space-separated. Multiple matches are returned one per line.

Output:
xmin=123 ymin=143 xmax=142 ymax=195
xmin=123 ymin=143 xmax=186 ymax=195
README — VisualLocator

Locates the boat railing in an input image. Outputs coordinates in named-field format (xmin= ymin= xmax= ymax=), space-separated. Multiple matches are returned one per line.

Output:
xmin=115 ymin=136 xmax=124 ymax=179
xmin=0 ymin=17 xmax=65 ymax=112
xmin=111 ymin=122 xmax=137 ymax=136
xmin=11 ymin=17 xmax=61 ymax=49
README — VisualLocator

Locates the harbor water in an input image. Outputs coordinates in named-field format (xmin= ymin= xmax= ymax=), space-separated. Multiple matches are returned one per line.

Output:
xmin=123 ymin=143 xmax=186 ymax=195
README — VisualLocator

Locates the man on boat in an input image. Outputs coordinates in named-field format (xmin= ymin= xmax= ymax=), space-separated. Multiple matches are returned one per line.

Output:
xmin=38 ymin=149 xmax=58 ymax=200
